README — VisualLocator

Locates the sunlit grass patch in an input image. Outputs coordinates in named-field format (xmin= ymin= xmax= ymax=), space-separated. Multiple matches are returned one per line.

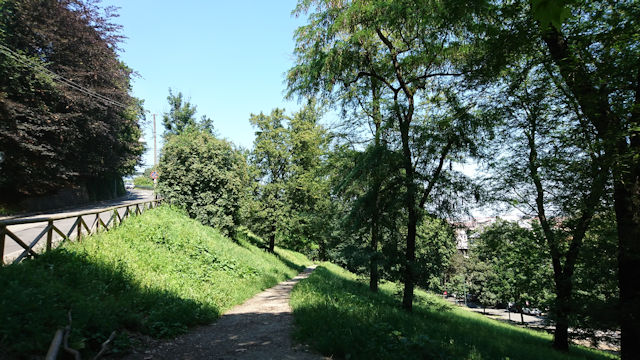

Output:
xmin=290 ymin=263 xmax=616 ymax=360
xmin=0 ymin=206 xmax=310 ymax=358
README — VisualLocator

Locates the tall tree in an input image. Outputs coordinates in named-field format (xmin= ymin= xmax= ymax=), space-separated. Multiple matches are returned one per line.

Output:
xmin=285 ymin=102 xmax=331 ymax=257
xmin=162 ymin=89 xmax=197 ymax=136
xmin=537 ymin=6 xmax=640 ymax=357
xmin=468 ymin=1 xmax=639 ymax=355
xmin=288 ymin=0 xmax=483 ymax=310
xmin=249 ymin=108 xmax=290 ymax=253
xmin=483 ymin=63 xmax=610 ymax=350
xmin=248 ymin=104 xmax=331 ymax=255
xmin=0 ymin=0 xmax=143 ymax=203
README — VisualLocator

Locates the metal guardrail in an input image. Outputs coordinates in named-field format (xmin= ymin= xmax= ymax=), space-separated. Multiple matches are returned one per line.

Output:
xmin=0 ymin=198 xmax=162 ymax=265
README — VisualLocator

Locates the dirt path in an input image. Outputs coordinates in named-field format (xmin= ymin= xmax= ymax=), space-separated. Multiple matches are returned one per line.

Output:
xmin=124 ymin=266 xmax=325 ymax=360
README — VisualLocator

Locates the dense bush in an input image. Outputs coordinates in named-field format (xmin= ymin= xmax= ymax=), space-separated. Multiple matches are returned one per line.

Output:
xmin=0 ymin=0 xmax=143 ymax=202
xmin=157 ymin=129 xmax=248 ymax=235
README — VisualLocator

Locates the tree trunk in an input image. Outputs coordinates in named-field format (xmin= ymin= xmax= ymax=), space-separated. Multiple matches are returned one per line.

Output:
xmin=268 ymin=223 xmax=276 ymax=253
xmin=553 ymin=319 xmax=570 ymax=351
xmin=401 ymin=125 xmax=417 ymax=312
xmin=541 ymin=27 xmax=640 ymax=358
xmin=318 ymin=237 xmax=327 ymax=261
xmin=370 ymin=216 xmax=380 ymax=292
xmin=402 ymin=204 xmax=417 ymax=312
xmin=369 ymin=77 xmax=382 ymax=293
xmin=552 ymin=278 xmax=573 ymax=351
xmin=614 ymin=172 xmax=640 ymax=359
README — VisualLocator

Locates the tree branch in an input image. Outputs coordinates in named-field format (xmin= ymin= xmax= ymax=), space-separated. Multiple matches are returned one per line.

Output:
xmin=419 ymin=139 xmax=453 ymax=208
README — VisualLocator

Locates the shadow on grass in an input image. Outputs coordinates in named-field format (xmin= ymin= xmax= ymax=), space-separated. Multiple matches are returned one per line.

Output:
xmin=0 ymin=249 xmax=220 ymax=359
xmin=234 ymin=228 xmax=268 ymax=249
xmin=233 ymin=230 xmax=306 ymax=273
xmin=273 ymin=250 xmax=307 ymax=272
xmin=291 ymin=266 xmax=615 ymax=360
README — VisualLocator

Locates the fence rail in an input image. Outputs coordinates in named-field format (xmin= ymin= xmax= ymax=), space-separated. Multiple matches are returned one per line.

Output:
xmin=0 ymin=199 xmax=162 ymax=265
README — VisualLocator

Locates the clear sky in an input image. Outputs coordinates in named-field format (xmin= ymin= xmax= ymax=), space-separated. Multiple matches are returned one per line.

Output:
xmin=102 ymin=0 xmax=307 ymax=169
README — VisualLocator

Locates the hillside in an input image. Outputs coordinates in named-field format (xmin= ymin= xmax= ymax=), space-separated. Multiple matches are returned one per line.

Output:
xmin=0 ymin=206 xmax=310 ymax=358
xmin=290 ymin=263 xmax=617 ymax=360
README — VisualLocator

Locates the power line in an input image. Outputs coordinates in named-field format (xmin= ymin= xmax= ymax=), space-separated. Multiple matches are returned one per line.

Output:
xmin=0 ymin=43 xmax=128 ymax=109
xmin=0 ymin=43 xmax=130 ymax=109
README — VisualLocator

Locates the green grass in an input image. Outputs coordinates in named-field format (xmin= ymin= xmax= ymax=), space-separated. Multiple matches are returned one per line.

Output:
xmin=290 ymin=263 xmax=617 ymax=360
xmin=0 ymin=206 xmax=310 ymax=358
xmin=133 ymin=175 xmax=154 ymax=187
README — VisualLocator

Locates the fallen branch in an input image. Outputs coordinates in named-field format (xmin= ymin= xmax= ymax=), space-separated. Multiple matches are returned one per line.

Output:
xmin=92 ymin=331 xmax=117 ymax=360
xmin=45 ymin=311 xmax=117 ymax=360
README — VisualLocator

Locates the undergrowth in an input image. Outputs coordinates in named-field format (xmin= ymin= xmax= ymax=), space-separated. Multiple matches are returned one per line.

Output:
xmin=0 ymin=206 xmax=310 ymax=358
xmin=290 ymin=263 xmax=617 ymax=360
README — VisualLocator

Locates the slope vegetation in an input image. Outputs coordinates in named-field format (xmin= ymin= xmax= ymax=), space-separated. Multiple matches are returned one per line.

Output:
xmin=290 ymin=263 xmax=616 ymax=360
xmin=0 ymin=206 xmax=310 ymax=358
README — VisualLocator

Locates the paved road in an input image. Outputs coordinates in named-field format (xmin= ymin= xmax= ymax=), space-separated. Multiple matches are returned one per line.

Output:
xmin=445 ymin=297 xmax=546 ymax=326
xmin=446 ymin=298 xmax=620 ymax=352
xmin=1 ymin=189 xmax=156 ymax=264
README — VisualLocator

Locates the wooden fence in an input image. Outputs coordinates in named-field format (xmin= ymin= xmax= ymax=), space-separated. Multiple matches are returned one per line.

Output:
xmin=0 ymin=199 xmax=162 ymax=265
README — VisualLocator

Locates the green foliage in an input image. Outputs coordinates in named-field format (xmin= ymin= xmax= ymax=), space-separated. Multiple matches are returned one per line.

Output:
xmin=571 ymin=212 xmax=620 ymax=341
xmin=470 ymin=221 xmax=554 ymax=310
xmin=531 ymin=0 xmax=571 ymax=29
xmin=162 ymin=89 xmax=215 ymax=137
xmin=246 ymin=102 xmax=331 ymax=255
xmin=246 ymin=108 xmax=290 ymax=251
xmin=0 ymin=0 xmax=144 ymax=202
xmin=291 ymin=263 xmax=614 ymax=360
xmin=133 ymin=175 xmax=154 ymax=188
xmin=288 ymin=0 xmax=489 ymax=309
xmin=157 ymin=130 xmax=248 ymax=236
xmin=0 ymin=206 xmax=311 ymax=358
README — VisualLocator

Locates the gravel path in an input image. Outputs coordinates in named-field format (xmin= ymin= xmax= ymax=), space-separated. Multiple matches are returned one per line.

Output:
xmin=124 ymin=266 xmax=325 ymax=360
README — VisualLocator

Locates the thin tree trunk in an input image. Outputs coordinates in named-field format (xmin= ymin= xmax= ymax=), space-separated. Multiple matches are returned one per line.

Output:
xmin=318 ymin=237 xmax=327 ymax=261
xmin=268 ymin=223 xmax=276 ymax=253
xmin=525 ymin=112 xmax=605 ymax=351
xmin=402 ymin=203 xmax=417 ymax=311
xmin=400 ymin=119 xmax=417 ymax=312
xmin=369 ymin=220 xmax=380 ymax=292
xmin=541 ymin=27 xmax=640 ymax=358
xmin=369 ymin=78 xmax=382 ymax=293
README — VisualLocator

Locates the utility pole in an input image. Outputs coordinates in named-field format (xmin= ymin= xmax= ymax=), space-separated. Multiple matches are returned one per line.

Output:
xmin=153 ymin=113 xmax=157 ymax=166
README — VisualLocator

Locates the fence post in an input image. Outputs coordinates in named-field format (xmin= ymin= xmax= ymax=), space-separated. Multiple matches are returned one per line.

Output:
xmin=0 ymin=224 xmax=6 ymax=266
xmin=77 ymin=217 xmax=82 ymax=242
xmin=46 ymin=220 xmax=53 ymax=251
xmin=95 ymin=213 xmax=100 ymax=233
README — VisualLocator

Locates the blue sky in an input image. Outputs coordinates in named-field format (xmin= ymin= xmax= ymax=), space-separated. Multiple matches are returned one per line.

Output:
xmin=102 ymin=0 xmax=307 ymax=169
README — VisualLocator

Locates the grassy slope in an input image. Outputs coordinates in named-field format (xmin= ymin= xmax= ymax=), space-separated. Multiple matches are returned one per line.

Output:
xmin=291 ymin=263 xmax=617 ymax=360
xmin=0 ymin=206 xmax=310 ymax=358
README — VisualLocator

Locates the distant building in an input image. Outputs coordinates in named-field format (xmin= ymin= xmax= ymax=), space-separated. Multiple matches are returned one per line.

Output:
xmin=453 ymin=215 xmax=535 ymax=256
